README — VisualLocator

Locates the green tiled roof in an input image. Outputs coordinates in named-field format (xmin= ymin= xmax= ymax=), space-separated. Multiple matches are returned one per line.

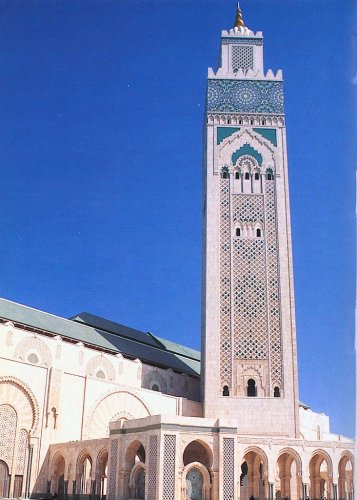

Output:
xmin=0 ymin=298 xmax=200 ymax=376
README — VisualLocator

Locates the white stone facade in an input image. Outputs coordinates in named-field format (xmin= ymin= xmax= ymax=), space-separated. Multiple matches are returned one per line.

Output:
xmin=0 ymin=9 xmax=354 ymax=500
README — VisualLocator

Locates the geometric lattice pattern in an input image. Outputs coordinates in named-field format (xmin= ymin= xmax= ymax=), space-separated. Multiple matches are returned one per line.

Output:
xmin=219 ymin=176 xmax=232 ymax=387
xmin=223 ymin=437 xmax=235 ymax=500
xmin=0 ymin=404 xmax=17 ymax=469
xmin=162 ymin=435 xmax=176 ymax=500
xmin=232 ymin=45 xmax=253 ymax=72
xmin=207 ymin=80 xmax=284 ymax=114
xmin=107 ymin=439 xmax=118 ymax=500
xmin=265 ymin=179 xmax=283 ymax=387
xmin=233 ymin=195 xmax=268 ymax=359
xmin=219 ymin=160 xmax=283 ymax=394
xmin=147 ymin=435 xmax=158 ymax=500
xmin=15 ymin=429 xmax=27 ymax=475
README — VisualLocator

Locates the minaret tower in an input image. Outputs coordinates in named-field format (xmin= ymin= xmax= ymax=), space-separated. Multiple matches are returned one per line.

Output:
xmin=202 ymin=5 xmax=300 ymax=437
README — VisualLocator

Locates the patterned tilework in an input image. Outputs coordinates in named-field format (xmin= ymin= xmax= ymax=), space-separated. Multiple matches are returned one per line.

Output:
xmin=219 ymin=176 xmax=232 ymax=388
xmin=207 ymin=80 xmax=284 ymax=114
xmin=148 ymin=435 xmax=158 ymax=500
xmin=107 ymin=439 xmax=118 ymax=500
xmin=223 ymin=438 xmax=235 ymax=500
xmin=265 ymin=179 xmax=283 ymax=388
xmin=162 ymin=435 xmax=176 ymax=500
xmin=0 ymin=404 xmax=17 ymax=467
xmin=233 ymin=195 xmax=268 ymax=361
xmin=220 ymin=169 xmax=283 ymax=393
xmin=221 ymin=37 xmax=263 ymax=46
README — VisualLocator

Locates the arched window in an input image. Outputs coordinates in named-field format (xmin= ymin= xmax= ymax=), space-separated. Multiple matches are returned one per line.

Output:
xmin=266 ymin=170 xmax=273 ymax=181
xmin=235 ymin=172 xmax=240 ymax=179
xmin=227 ymin=118 xmax=231 ymax=124
xmin=247 ymin=379 xmax=257 ymax=397
xmin=239 ymin=119 xmax=242 ymax=125
xmin=236 ymin=228 xmax=241 ymax=237
xmin=250 ymin=119 xmax=254 ymax=125
xmin=274 ymin=387 xmax=280 ymax=397
xmin=245 ymin=172 xmax=250 ymax=180
xmin=254 ymin=173 xmax=259 ymax=180
xmin=222 ymin=171 xmax=228 ymax=179
xmin=262 ymin=119 xmax=266 ymax=125
xmin=256 ymin=228 xmax=261 ymax=238
xmin=222 ymin=385 xmax=229 ymax=396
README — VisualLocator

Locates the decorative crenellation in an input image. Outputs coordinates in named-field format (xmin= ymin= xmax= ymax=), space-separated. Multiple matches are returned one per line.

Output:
xmin=208 ymin=68 xmax=283 ymax=81
xmin=207 ymin=80 xmax=284 ymax=114
xmin=207 ymin=114 xmax=285 ymax=127
xmin=223 ymin=437 xmax=235 ymax=500
xmin=162 ymin=435 xmax=176 ymax=500
xmin=221 ymin=28 xmax=263 ymax=38
xmin=147 ymin=435 xmax=158 ymax=500
xmin=219 ymin=174 xmax=232 ymax=390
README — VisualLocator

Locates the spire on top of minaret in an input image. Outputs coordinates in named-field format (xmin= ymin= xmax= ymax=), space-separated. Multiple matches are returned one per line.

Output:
xmin=234 ymin=2 xmax=245 ymax=28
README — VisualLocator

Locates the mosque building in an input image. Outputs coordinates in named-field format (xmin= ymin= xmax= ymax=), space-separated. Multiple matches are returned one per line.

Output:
xmin=0 ymin=5 xmax=354 ymax=500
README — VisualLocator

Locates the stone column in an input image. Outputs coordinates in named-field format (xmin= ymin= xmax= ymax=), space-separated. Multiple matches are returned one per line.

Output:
xmin=302 ymin=482 xmax=308 ymax=500
xmin=24 ymin=444 xmax=34 ymax=498
xmin=269 ymin=482 xmax=274 ymax=500
xmin=333 ymin=483 xmax=338 ymax=500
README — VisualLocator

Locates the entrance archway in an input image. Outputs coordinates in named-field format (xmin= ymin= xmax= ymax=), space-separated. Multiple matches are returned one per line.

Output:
xmin=96 ymin=448 xmax=108 ymax=499
xmin=276 ymin=449 xmax=302 ymax=500
xmin=51 ymin=454 xmax=65 ymax=499
xmin=186 ymin=467 xmax=203 ymax=500
xmin=129 ymin=462 xmax=145 ymax=500
xmin=241 ymin=448 xmax=268 ymax=500
xmin=309 ymin=451 xmax=332 ymax=499
xmin=338 ymin=453 xmax=353 ymax=500
xmin=183 ymin=462 xmax=211 ymax=500
xmin=77 ymin=452 xmax=93 ymax=495
xmin=125 ymin=440 xmax=146 ymax=499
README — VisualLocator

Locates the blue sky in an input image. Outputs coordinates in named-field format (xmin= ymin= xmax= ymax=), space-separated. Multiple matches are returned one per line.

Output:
xmin=0 ymin=0 xmax=355 ymax=438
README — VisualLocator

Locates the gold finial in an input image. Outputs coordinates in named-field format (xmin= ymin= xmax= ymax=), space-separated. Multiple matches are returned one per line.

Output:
xmin=234 ymin=2 xmax=245 ymax=28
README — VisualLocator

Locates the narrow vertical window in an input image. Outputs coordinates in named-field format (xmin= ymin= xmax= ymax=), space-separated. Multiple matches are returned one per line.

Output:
xmin=255 ymin=173 xmax=259 ymax=180
xmin=245 ymin=172 xmax=250 ymax=180
xmin=222 ymin=171 xmax=228 ymax=179
xmin=247 ymin=379 xmax=257 ymax=397
xmin=274 ymin=387 xmax=280 ymax=397
xmin=236 ymin=228 xmax=241 ymax=237
xmin=222 ymin=385 xmax=229 ymax=396
xmin=235 ymin=172 xmax=240 ymax=179
xmin=256 ymin=229 xmax=261 ymax=238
